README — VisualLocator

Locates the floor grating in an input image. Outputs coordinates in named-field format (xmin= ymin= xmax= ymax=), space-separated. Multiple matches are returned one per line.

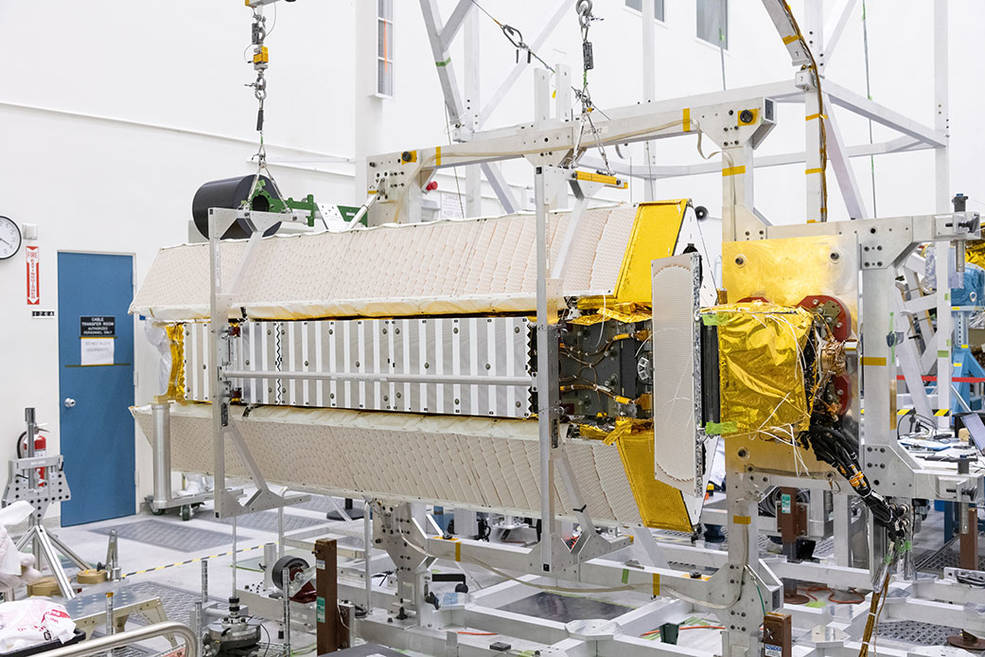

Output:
xmin=913 ymin=535 xmax=985 ymax=573
xmin=499 ymin=592 xmax=630 ymax=623
xmin=124 ymin=581 xmax=221 ymax=626
xmin=876 ymin=620 xmax=961 ymax=646
xmin=89 ymin=519 xmax=233 ymax=551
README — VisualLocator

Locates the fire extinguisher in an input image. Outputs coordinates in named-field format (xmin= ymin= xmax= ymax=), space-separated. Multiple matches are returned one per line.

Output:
xmin=17 ymin=429 xmax=47 ymax=486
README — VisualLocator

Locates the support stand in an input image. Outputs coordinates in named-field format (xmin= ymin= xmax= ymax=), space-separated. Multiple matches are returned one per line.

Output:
xmin=5 ymin=408 xmax=91 ymax=599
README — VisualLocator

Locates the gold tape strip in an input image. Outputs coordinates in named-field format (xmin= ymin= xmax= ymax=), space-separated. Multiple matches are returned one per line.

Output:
xmin=733 ymin=515 xmax=752 ymax=525
xmin=652 ymin=573 xmax=661 ymax=596
xmin=164 ymin=324 xmax=186 ymax=401
xmin=805 ymin=113 xmax=828 ymax=121
xmin=861 ymin=356 xmax=887 ymax=366
xmin=782 ymin=35 xmax=799 ymax=44
xmin=435 ymin=145 xmax=442 ymax=166
xmin=805 ymin=167 xmax=824 ymax=175
xmin=721 ymin=165 xmax=746 ymax=177
xmin=683 ymin=107 xmax=691 ymax=132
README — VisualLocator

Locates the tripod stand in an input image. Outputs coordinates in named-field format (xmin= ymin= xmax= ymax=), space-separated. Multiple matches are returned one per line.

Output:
xmin=5 ymin=408 xmax=91 ymax=598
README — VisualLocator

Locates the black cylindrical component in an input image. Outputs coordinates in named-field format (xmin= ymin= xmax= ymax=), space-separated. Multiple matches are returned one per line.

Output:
xmin=700 ymin=324 xmax=721 ymax=425
xmin=192 ymin=174 xmax=282 ymax=240
xmin=271 ymin=555 xmax=308 ymax=590
xmin=953 ymin=193 xmax=968 ymax=212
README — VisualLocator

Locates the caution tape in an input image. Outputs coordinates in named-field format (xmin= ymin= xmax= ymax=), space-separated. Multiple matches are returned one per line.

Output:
xmin=897 ymin=407 xmax=950 ymax=418
xmin=121 ymin=544 xmax=265 ymax=579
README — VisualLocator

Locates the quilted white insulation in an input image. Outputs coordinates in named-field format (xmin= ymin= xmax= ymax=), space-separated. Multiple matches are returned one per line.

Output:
xmin=129 ymin=205 xmax=636 ymax=320
xmin=131 ymin=403 xmax=644 ymax=526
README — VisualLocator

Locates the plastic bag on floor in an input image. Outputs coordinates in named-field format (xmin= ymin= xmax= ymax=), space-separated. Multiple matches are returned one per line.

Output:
xmin=0 ymin=599 xmax=76 ymax=652
xmin=0 ymin=502 xmax=41 ymax=590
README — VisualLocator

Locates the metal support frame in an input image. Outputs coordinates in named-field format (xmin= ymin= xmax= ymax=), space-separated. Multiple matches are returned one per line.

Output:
xmin=207 ymin=207 xmax=309 ymax=519
xmin=767 ymin=212 xmax=981 ymax=504
xmin=367 ymin=95 xmax=775 ymax=226
xmin=410 ymin=0 xmax=948 ymax=230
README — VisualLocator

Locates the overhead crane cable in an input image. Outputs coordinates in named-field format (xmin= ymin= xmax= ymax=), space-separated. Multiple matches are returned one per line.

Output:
xmin=861 ymin=0 xmax=878 ymax=216
xmin=468 ymin=0 xmax=614 ymax=174
xmin=779 ymin=2 xmax=829 ymax=222
xmin=245 ymin=5 xmax=273 ymax=203
xmin=442 ymin=104 xmax=467 ymax=218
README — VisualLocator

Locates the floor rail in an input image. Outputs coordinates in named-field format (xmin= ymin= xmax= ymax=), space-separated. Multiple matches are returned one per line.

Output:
xmin=39 ymin=621 xmax=197 ymax=657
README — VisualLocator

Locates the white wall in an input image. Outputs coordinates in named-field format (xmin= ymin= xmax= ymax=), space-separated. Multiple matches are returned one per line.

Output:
xmin=0 ymin=0 xmax=982 ymax=521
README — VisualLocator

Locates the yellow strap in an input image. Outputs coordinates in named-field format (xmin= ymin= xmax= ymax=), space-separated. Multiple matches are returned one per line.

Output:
xmin=805 ymin=113 xmax=828 ymax=121
xmin=861 ymin=356 xmax=887 ymax=366
xmin=435 ymin=145 xmax=442 ymax=166
xmin=805 ymin=167 xmax=824 ymax=175
xmin=721 ymin=165 xmax=746 ymax=177
xmin=652 ymin=573 xmax=661 ymax=596
xmin=682 ymin=107 xmax=691 ymax=132
xmin=733 ymin=515 xmax=752 ymax=525
xmin=455 ymin=541 xmax=461 ymax=562
xmin=782 ymin=34 xmax=799 ymax=44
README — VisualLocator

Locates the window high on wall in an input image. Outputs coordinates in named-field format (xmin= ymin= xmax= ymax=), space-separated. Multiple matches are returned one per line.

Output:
xmin=697 ymin=0 xmax=727 ymax=49
xmin=377 ymin=0 xmax=394 ymax=96
xmin=625 ymin=0 xmax=665 ymax=21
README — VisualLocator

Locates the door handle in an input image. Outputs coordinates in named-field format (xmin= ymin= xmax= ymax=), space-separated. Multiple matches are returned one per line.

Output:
xmin=64 ymin=398 xmax=76 ymax=409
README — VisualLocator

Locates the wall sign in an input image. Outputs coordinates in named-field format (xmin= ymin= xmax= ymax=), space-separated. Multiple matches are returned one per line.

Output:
xmin=25 ymin=245 xmax=39 ymax=305
xmin=80 ymin=338 xmax=114 ymax=366
xmin=80 ymin=316 xmax=116 ymax=337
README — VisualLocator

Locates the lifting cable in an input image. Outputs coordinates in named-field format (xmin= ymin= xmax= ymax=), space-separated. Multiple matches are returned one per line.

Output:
xmin=861 ymin=0 xmax=878 ymax=216
xmin=245 ymin=4 xmax=275 ymax=200
xmin=469 ymin=0 xmax=614 ymax=175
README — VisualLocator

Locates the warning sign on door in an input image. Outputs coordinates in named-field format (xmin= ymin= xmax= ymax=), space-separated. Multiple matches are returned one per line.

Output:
xmin=80 ymin=316 xmax=116 ymax=337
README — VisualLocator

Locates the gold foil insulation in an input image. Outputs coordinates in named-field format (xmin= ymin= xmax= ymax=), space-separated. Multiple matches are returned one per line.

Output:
xmin=579 ymin=419 xmax=692 ymax=532
xmin=702 ymin=302 xmax=813 ymax=439
xmin=967 ymin=240 xmax=985 ymax=269
xmin=164 ymin=323 xmax=186 ymax=401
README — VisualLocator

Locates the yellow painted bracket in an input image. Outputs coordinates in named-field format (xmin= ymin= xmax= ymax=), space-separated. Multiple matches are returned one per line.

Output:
xmin=572 ymin=170 xmax=627 ymax=189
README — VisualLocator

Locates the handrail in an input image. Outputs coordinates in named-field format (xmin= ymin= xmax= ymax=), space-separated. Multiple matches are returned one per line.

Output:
xmin=38 ymin=622 xmax=197 ymax=657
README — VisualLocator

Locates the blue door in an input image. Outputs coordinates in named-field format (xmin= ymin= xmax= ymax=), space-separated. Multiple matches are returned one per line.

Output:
xmin=57 ymin=253 xmax=135 ymax=526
